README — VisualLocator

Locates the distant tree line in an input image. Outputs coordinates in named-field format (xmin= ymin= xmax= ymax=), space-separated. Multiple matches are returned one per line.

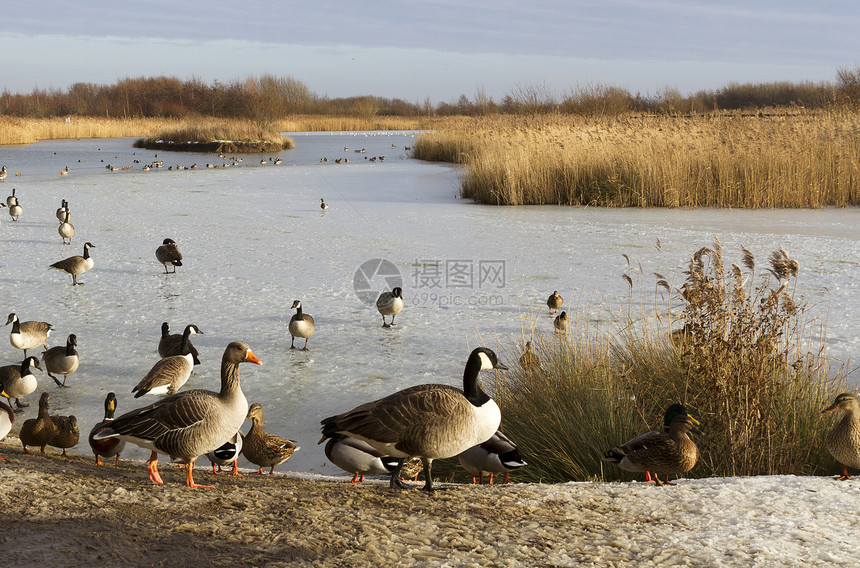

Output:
xmin=2 ymin=68 xmax=859 ymax=119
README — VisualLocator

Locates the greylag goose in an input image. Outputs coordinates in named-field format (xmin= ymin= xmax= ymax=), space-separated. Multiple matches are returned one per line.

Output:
xmin=41 ymin=333 xmax=79 ymax=387
xmin=822 ymin=393 xmax=860 ymax=480
xmin=157 ymin=322 xmax=201 ymax=365
xmin=0 ymin=356 xmax=42 ymax=410
xmin=7 ymin=312 xmax=52 ymax=357
xmin=20 ymin=392 xmax=57 ymax=455
xmin=50 ymin=241 xmax=95 ymax=285
xmin=546 ymin=291 xmax=563 ymax=315
xmin=242 ymin=403 xmax=299 ymax=474
xmin=323 ymin=434 xmax=400 ymax=483
xmin=289 ymin=300 xmax=315 ymax=350
xmin=133 ymin=324 xmax=201 ymax=397
xmin=89 ymin=392 xmax=125 ymax=465
xmin=320 ymin=347 xmax=506 ymax=491
xmin=156 ymin=238 xmax=183 ymax=273
xmin=458 ymin=430 xmax=527 ymax=484
xmin=376 ymin=287 xmax=404 ymax=327
xmin=92 ymin=341 xmax=260 ymax=487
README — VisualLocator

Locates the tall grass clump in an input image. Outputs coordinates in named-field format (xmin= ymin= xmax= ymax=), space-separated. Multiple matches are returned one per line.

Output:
xmin=496 ymin=240 xmax=845 ymax=483
xmin=135 ymin=119 xmax=293 ymax=152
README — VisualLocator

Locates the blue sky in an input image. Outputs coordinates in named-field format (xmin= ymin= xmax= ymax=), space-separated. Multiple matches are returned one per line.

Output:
xmin=2 ymin=1 xmax=857 ymax=103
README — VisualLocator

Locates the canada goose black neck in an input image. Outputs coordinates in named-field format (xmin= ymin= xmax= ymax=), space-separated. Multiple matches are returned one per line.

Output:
xmin=65 ymin=334 xmax=77 ymax=357
xmin=462 ymin=348 xmax=499 ymax=407
xmin=179 ymin=325 xmax=197 ymax=356
xmin=161 ymin=322 xmax=170 ymax=338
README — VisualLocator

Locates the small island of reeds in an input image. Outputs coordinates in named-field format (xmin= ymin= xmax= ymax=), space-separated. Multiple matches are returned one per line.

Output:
xmin=134 ymin=120 xmax=294 ymax=153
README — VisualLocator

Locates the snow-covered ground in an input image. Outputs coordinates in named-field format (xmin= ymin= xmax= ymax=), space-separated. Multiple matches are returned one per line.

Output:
xmin=0 ymin=132 xmax=858 ymax=475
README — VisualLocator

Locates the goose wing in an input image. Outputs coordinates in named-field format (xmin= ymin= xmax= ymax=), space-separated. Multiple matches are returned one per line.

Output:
xmin=131 ymin=355 xmax=193 ymax=396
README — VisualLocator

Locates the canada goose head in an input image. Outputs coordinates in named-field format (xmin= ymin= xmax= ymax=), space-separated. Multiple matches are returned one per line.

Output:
xmin=473 ymin=347 xmax=507 ymax=372
xmin=84 ymin=241 xmax=95 ymax=251
xmin=162 ymin=238 xmax=176 ymax=246
xmin=6 ymin=313 xmax=17 ymax=326
xmin=23 ymin=356 xmax=42 ymax=373
xmin=67 ymin=334 xmax=77 ymax=347
xmin=161 ymin=322 xmax=170 ymax=337
xmin=291 ymin=300 xmax=302 ymax=310
xmin=392 ymin=287 xmax=403 ymax=298
xmin=184 ymin=324 xmax=202 ymax=336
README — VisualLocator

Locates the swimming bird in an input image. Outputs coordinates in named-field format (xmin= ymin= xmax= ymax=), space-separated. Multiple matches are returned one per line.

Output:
xmin=458 ymin=430 xmax=527 ymax=484
xmin=157 ymin=322 xmax=202 ymax=366
xmin=323 ymin=434 xmax=400 ymax=483
xmin=41 ymin=333 xmax=79 ymax=387
xmin=822 ymin=393 xmax=860 ymax=480
xmin=376 ymin=287 xmax=404 ymax=328
xmin=553 ymin=311 xmax=569 ymax=335
xmin=88 ymin=392 xmax=125 ymax=465
xmin=289 ymin=300 xmax=315 ymax=350
xmin=320 ymin=198 xmax=328 ymax=211
xmin=602 ymin=403 xmax=700 ymax=486
xmin=320 ymin=347 xmax=507 ymax=491
xmin=92 ymin=341 xmax=260 ymax=487
xmin=49 ymin=241 xmax=95 ymax=285
xmin=547 ymin=291 xmax=563 ymax=315
xmin=242 ymin=403 xmax=299 ymax=474
xmin=58 ymin=210 xmax=75 ymax=244
xmin=0 ymin=356 xmax=41 ymax=410
xmin=0 ymin=392 xmax=13 ymax=459
xmin=49 ymin=413 xmax=80 ymax=456
xmin=519 ymin=341 xmax=540 ymax=371
xmin=133 ymin=324 xmax=200 ymax=397
xmin=156 ymin=238 xmax=183 ymax=274
xmin=7 ymin=313 xmax=52 ymax=356
xmin=20 ymin=392 xmax=57 ymax=455
xmin=8 ymin=199 xmax=22 ymax=221
xmin=56 ymin=199 xmax=68 ymax=222
xmin=206 ymin=431 xmax=243 ymax=475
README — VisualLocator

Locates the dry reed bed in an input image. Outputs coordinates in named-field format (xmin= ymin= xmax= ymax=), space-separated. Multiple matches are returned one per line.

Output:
xmin=413 ymin=112 xmax=860 ymax=207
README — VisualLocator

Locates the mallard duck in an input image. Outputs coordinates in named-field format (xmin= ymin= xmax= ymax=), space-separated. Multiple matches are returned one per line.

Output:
xmin=602 ymin=403 xmax=700 ymax=486
xmin=49 ymin=414 xmax=80 ymax=456
xmin=242 ymin=403 xmax=299 ymax=474
xmin=157 ymin=322 xmax=202 ymax=365
xmin=7 ymin=313 xmax=52 ymax=357
xmin=323 ymin=434 xmax=400 ymax=482
xmin=156 ymin=238 xmax=183 ymax=273
xmin=41 ymin=333 xmax=79 ymax=387
xmin=458 ymin=430 xmax=527 ymax=484
xmin=133 ymin=324 xmax=201 ymax=397
xmin=399 ymin=457 xmax=424 ymax=482
xmin=320 ymin=347 xmax=506 ymax=491
xmin=58 ymin=210 xmax=74 ymax=244
xmin=376 ymin=287 xmax=404 ymax=327
xmin=289 ymin=300 xmax=315 ymax=350
xmin=92 ymin=341 xmax=260 ymax=487
xmin=89 ymin=392 xmax=125 ymax=465
xmin=519 ymin=341 xmax=540 ymax=371
xmin=0 ymin=356 xmax=42 ymax=410
xmin=206 ymin=431 xmax=244 ymax=475
xmin=553 ymin=311 xmax=569 ymax=335
xmin=547 ymin=291 xmax=563 ymax=315
xmin=320 ymin=198 xmax=328 ymax=211
xmin=0 ymin=392 xmax=13 ymax=459
xmin=822 ymin=393 xmax=860 ymax=480
xmin=49 ymin=241 xmax=95 ymax=285
xmin=20 ymin=392 xmax=58 ymax=455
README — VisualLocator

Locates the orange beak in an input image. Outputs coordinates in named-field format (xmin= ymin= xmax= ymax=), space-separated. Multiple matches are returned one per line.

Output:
xmin=245 ymin=349 xmax=262 ymax=365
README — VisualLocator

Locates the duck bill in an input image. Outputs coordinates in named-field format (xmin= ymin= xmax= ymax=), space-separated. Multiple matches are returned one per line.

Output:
xmin=245 ymin=350 xmax=262 ymax=365
xmin=822 ymin=404 xmax=838 ymax=414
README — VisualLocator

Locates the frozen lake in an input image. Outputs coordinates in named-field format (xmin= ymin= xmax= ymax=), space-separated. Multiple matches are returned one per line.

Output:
xmin=1 ymin=131 xmax=858 ymax=475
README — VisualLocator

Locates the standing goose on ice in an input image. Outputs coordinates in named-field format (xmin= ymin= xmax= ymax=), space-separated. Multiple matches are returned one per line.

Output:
xmin=133 ymin=324 xmax=201 ymax=397
xmin=7 ymin=313 xmax=52 ymax=357
xmin=458 ymin=429 xmax=527 ymax=484
xmin=58 ymin=210 xmax=75 ymax=244
xmin=320 ymin=198 xmax=329 ymax=211
xmin=0 ymin=356 xmax=41 ymax=410
xmin=5 ymin=186 xmax=15 ymax=206
xmin=0 ymin=166 xmax=7 ymax=183
xmin=92 ymin=341 xmax=260 ymax=487
xmin=89 ymin=392 xmax=125 ymax=465
xmin=50 ymin=241 xmax=95 ymax=285
xmin=376 ymin=287 xmax=404 ymax=328
xmin=56 ymin=199 xmax=68 ymax=222
xmin=158 ymin=322 xmax=202 ymax=365
xmin=41 ymin=333 xmax=80 ymax=387
xmin=289 ymin=300 xmax=315 ymax=350
xmin=320 ymin=347 xmax=507 ymax=491
xmin=8 ymin=198 xmax=22 ymax=221
xmin=156 ymin=238 xmax=183 ymax=273
xmin=822 ymin=393 xmax=860 ymax=480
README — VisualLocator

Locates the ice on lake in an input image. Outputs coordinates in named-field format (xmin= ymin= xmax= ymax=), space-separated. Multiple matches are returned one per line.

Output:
xmin=1 ymin=131 xmax=858 ymax=475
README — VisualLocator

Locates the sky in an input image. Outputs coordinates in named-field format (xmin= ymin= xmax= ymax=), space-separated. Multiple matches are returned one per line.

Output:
xmin=2 ymin=1 xmax=858 ymax=104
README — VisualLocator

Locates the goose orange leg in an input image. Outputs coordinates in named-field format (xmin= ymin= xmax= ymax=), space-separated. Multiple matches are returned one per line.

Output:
xmin=184 ymin=459 xmax=213 ymax=488
xmin=147 ymin=452 xmax=163 ymax=485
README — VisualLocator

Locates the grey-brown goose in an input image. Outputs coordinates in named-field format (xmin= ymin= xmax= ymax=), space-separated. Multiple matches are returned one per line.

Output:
xmin=0 ymin=356 xmax=42 ymax=410
xmin=158 ymin=322 xmax=201 ymax=365
xmin=320 ymin=347 xmax=506 ymax=491
xmin=92 ymin=341 xmax=260 ymax=487
xmin=7 ymin=313 xmax=52 ymax=357
xmin=133 ymin=324 xmax=201 ymax=397
xmin=20 ymin=392 xmax=57 ymax=455
xmin=49 ymin=414 xmax=79 ymax=456
xmin=289 ymin=300 xmax=315 ymax=350
xmin=88 ymin=392 xmax=125 ymax=465
xmin=376 ymin=287 xmax=404 ymax=327
xmin=50 ymin=241 xmax=95 ymax=285
xmin=458 ymin=430 xmax=527 ymax=484
xmin=156 ymin=238 xmax=183 ymax=273
xmin=242 ymin=403 xmax=299 ymax=474
xmin=58 ymin=210 xmax=75 ymax=244
xmin=41 ymin=333 xmax=79 ymax=387
xmin=822 ymin=393 xmax=860 ymax=480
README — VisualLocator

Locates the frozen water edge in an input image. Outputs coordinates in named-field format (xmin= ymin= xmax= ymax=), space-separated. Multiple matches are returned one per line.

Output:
xmin=0 ymin=132 xmax=858 ymax=475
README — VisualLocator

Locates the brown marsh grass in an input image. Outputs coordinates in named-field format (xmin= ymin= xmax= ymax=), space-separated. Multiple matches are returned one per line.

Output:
xmin=135 ymin=120 xmax=294 ymax=152
xmin=495 ymin=240 xmax=845 ymax=483
xmin=412 ymin=112 xmax=860 ymax=208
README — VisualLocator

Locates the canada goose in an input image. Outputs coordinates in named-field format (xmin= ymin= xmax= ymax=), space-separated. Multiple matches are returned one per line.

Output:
xmin=158 ymin=322 xmax=202 ymax=365
xmin=242 ymin=403 xmax=300 ymax=474
xmin=58 ymin=210 xmax=75 ymax=244
xmin=547 ymin=291 xmax=563 ymax=315
xmin=133 ymin=324 xmax=201 ymax=397
xmin=376 ymin=287 xmax=404 ymax=327
xmin=7 ymin=313 xmax=53 ymax=356
xmin=8 ymin=199 xmax=22 ymax=221
xmin=41 ymin=333 xmax=79 ymax=387
xmin=5 ymin=186 xmax=15 ymax=205
xmin=458 ymin=430 xmax=527 ymax=484
xmin=320 ymin=198 xmax=328 ymax=211
xmin=0 ymin=394 xmax=13 ymax=458
xmin=822 ymin=393 xmax=860 ymax=480
xmin=92 ymin=341 xmax=260 ymax=487
xmin=49 ymin=414 xmax=79 ymax=456
xmin=289 ymin=300 xmax=315 ymax=350
xmin=56 ymin=199 xmax=68 ymax=222
xmin=89 ymin=392 xmax=125 ymax=465
xmin=553 ymin=311 xmax=569 ymax=335
xmin=0 ymin=356 xmax=42 ymax=410
xmin=519 ymin=341 xmax=540 ymax=371
xmin=20 ymin=392 xmax=58 ymax=455
xmin=49 ymin=241 xmax=95 ymax=285
xmin=156 ymin=238 xmax=183 ymax=273
xmin=323 ymin=434 xmax=400 ymax=483
xmin=0 ymin=166 xmax=7 ymax=182
xmin=602 ymin=403 xmax=700 ymax=486
xmin=206 ymin=431 xmax=243 ymax=475
xmin=320 ymin=347 xmax=507 ymax=491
